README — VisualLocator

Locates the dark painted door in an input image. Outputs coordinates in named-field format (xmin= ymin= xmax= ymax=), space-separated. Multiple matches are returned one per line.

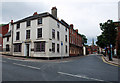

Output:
xmin=26 ymin=44 xmax=29 ymax=56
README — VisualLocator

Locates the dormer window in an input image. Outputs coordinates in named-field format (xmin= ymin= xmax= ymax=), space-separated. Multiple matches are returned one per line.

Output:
xmin=27 ymin=20 xmax=30 ymax=27
xmin=38 ymin=18 xmax=42 ymax=24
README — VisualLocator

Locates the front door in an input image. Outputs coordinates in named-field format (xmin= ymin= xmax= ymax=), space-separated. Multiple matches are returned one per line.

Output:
xmin=26 ymin=44 xmax=29 ymax=56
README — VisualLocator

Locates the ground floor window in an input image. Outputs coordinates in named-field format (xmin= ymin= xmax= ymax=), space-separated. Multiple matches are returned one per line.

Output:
xmin=66 ymin=45 xmax=67 ymax=53
xmin=52 ymin=43 xmax=55 ymax=52
xmin=57 ymin=44 xmax=59 ymax=53
xmin=14 ymin=43 xmax=21 ymax=52
xmin=34 ymin=41 xmax=45 ymax=52
xmin=6 ymin=44 xmax=10 ymax=51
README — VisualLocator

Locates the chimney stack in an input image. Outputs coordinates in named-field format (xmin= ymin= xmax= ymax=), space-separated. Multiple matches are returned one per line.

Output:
xmin=70 ymin=24 xmax=74 ymax=29
xmin=33 ymin=12 xmax=38 ymax=16
xmin=11 ymin=20 xmax=13 ymax=24
xmin=51 ymin=7 xmax=57 ymax=18
xmin=75 ymin=29 xmax=78 ymax=33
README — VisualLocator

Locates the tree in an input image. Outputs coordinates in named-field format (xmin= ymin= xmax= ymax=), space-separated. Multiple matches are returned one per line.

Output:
xmin=96 ymin=34 xmax=107 ymax=48
xmin=96 ymin=20 xmax=117 ymax=61
xmin=80 ymin=34 xmax=87 ymax=45
xmin=100 ymin=20 xmax=117 ymax=47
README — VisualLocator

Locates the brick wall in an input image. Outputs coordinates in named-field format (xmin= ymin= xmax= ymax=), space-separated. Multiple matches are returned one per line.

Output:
xmin=0 ymin=24 xmax=9 ymax=51
xmin=69 ymin=24 xmax=83 ymax=56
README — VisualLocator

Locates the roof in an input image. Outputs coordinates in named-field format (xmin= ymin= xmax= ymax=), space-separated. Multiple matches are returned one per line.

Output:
xmin=0 ymin=24 xmax=7 ymax=27
xmin=14 ymin=12 xmax=49 ymax=24
xmin=13 ymin=12 xmax=69 ymax=28
xmin=3 ymin=31 xmax=11 ymax=38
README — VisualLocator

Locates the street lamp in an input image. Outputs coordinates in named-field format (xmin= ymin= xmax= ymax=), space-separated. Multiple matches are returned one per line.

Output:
xmin=107 ymin=20 xmax=113 ymax=61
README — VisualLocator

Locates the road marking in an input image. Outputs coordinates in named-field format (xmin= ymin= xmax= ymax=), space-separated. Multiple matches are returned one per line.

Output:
xmin=13 ymin=63 xmax=41 ymax=70
xmin=27 ymin=65 xmax=41 ymax=70
xmin=13 ymin=63 xmax=26 ymax=67
xmin=101 ymin=56 xmax=120 ymax=67
xmin=7 ymin=58 xmax=24 ymax=61
xmin=58 ymin=72 xmax=105 ymax=82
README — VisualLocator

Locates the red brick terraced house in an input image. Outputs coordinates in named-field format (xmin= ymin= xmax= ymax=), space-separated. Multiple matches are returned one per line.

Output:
xmin=115 ymin=22 xmax=120 ymax=58
xmin=69 ymin=24 xmax=83 ymax=56
xmin=0 ymin=24 xmax=9 ymax=51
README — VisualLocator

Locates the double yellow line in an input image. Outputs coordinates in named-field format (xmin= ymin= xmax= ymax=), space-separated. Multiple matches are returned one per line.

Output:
xmin=101 ymin=56 xmax=120 ymax=67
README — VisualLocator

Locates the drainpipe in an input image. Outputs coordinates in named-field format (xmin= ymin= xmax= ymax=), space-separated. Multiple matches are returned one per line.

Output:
xmin=10 ymin=20 xmax=14 ymax=55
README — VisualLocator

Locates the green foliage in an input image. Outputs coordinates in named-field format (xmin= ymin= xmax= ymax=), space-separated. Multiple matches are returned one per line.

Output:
xmin=96 ymin=20 xmax=117 ymax=48
xmin=96 ymin=34 xmax=107 ymax=48
xmin=80 ymin=34 xmax=87 ymax=45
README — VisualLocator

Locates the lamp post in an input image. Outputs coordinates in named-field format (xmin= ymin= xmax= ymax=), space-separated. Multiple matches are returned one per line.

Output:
xmin=107 ymin=20 xmax=113 ymax=61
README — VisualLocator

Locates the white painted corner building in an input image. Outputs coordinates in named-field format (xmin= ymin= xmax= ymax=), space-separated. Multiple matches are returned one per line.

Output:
xmin=3 ymin=7 xmax=69 ymax=58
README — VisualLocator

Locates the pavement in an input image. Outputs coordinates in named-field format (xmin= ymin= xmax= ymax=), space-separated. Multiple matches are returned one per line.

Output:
xmin=1 ymin=54 xmax=85 ymax=63
xmin=1 ymin=54 xmax=119 ymax=83
xmin=102 ymin=55 xmax=120 ymax=67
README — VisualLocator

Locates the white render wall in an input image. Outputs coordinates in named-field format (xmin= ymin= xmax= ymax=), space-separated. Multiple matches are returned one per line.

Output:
xmin=3 ymin=36 xmax=11 ymax=54
xmin=48 ymin=17 xmax=69 ymax=57
xmin=12 ymin=16 xmax=69 ymax=58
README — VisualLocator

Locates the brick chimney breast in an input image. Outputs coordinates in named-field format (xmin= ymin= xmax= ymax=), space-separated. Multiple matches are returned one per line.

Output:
xmin=51 ymin=7 xmax=57 ymax=18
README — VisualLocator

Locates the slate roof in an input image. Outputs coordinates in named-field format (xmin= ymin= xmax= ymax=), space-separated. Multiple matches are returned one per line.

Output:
xmin=13 ymin=12 xmax=69 ymax=28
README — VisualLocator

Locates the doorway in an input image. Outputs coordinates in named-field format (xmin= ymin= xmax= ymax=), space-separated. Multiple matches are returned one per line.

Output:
xmin=26 ymin=44 xmax=30 ymax=57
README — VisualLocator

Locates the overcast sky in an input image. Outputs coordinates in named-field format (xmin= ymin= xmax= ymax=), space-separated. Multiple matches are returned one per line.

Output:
xmin=0 ymin=0 xmax=119 ymax=45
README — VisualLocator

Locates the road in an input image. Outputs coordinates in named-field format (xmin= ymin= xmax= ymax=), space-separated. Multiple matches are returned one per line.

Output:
xmin=1 ymin=54 xmax=119 ymax=83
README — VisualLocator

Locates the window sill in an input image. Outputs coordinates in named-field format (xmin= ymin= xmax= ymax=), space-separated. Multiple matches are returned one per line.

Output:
xmin=26 ymin=26 xmax=31 ymax=28
xmin=36 ymin=38 xmax=43 ymax=40
xmin=25 ymin=39 xmax=31 ymax=43
xmin=16 ymin=28 xmax=20 ymax=30
xmin=14 ymin=52 xmax=21 ymax=53
xmin=34 ymin=52 xmax=45 ymax=54
xmin=38 ymin=24 xmax=43 ymax=26
xmin=16 ymin=40 xmax=20 ymax=42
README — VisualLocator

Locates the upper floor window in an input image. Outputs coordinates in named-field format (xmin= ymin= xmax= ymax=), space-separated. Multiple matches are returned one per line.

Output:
xmin=16 ymin=32 xmax=20 ymax=40
xmin=7 ymin=37 xmax=9 ymax=42
xmin=17 ymin=23 xmax=20 ymax=29
xmin=38 ymin=18 xmax=42 ymax=24
xmin=27 ymin=20 xmax=30 ymax=27
xmin=57 ymin=31 xmax=59 ymax=40
xmin=52 ymin=29 xmax=55 ymax=39
xmin=52 ymin=43 xmax=55 ymax=52
xmin=65 ymin=35 xmax=67 ymax=42
xmin=37 ymin=28 xmax=42 ymax=38
xmin=57 ymin=22 xmax=60 ymax=28
xmin=65 ymin=28 xmax=67 ymax=32
xmin=26 ymin=30 xmax=30 ymax=39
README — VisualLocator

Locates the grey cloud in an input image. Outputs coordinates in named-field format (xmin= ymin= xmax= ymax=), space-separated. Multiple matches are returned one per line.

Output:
xmin=2 ymin=2 xmax=48 ymax=23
